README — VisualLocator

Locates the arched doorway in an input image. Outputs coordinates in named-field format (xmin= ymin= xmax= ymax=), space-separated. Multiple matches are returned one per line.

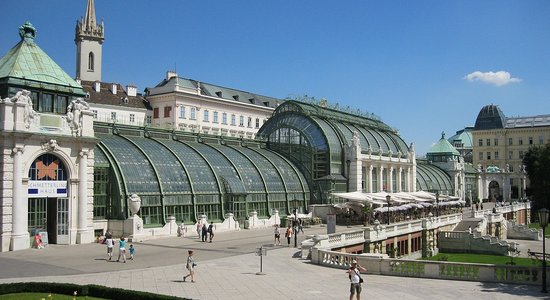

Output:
xmin=488 ymin=180 xmax=501 ymax=202
xmin=27 ymin=154 xmax=69 ymax=244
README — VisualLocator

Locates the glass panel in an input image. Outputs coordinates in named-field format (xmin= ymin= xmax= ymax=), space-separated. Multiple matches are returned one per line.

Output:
xmin=57 ymin=198 xmax=69 ymax=235
xmin=155 ymin=139 xmax=219 ymax=193
xmin=236 ymin=147 xmax=285 ymax=192
xmin=97 ymin=134 xmax=160 ymax=194
xmin=209 ymin=144 xmax=265 ymax=193
xmin=125 ymin=136 xmax=192 ymax=193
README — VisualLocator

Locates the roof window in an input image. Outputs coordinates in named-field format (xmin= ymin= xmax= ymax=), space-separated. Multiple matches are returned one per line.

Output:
xmin=215 ymin=91 xmax=222 ymax=98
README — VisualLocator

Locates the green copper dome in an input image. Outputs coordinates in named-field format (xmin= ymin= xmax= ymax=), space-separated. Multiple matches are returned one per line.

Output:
xmin=428 ymin=132 xmax=460 ymax=156
xmin=0 ymin=22 xmax=84 ymax=94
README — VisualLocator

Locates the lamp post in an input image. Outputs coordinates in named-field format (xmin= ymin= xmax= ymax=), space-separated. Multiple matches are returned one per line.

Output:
xmin=435 ymin=191 xmax=440 ymax=217
xmin=386 ymin=194 xmax=391 ymax=225
xmin=292 ymin=198 xmax=300 ymax=248
xmin=539 ymin=208 xmax=549 ymax=293
xmin=346 ymin=159 xmax=351 ymax=192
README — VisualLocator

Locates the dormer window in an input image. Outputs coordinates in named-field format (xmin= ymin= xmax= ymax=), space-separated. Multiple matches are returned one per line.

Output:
xmin=215 ymin=91 xmax=222 ymax=98
xmin=233 ymin=95 xmax=239 ymax=101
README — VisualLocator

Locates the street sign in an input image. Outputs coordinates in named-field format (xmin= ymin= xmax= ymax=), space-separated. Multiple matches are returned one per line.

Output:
xmin=255 ymin=247 xmax=267 ymax=256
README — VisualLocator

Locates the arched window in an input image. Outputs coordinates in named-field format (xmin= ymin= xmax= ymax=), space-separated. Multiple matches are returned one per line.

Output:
xmin=88 ymin=52 xmax=95 ymax=71
xmin=28 ymin=154 xmax=67 ymax=181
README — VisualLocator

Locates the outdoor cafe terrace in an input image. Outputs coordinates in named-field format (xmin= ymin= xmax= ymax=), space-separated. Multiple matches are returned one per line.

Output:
xmin=331 ymin=191 xmax=466 ymax=225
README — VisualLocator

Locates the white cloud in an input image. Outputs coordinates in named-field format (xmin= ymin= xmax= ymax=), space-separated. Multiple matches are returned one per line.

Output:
xmin=463 ymin=71 xmax=521 ymax=86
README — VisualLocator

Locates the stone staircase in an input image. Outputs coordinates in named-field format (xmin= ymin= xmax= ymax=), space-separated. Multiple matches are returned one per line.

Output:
xmin=439 ymin=231 xmax=518 ymax=256
xmin=507 ymin=221 xmax=541 ymax=240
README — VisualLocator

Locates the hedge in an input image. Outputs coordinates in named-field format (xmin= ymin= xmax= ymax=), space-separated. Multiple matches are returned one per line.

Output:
xmin=0 ymin=282 xmax=190 ymax=300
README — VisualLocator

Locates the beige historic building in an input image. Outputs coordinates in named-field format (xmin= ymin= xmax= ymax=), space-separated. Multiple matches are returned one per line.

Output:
xmin=472 ymin=104 xmax=549 ymax=201
xmin=144 ymin=71 xmax=281 ymax=139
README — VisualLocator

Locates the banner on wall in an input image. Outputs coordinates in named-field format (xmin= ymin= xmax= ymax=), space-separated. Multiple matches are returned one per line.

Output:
xmin=28 ymin=180 xmax=67 ymax=198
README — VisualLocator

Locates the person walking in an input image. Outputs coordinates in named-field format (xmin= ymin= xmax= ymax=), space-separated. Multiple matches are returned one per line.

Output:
xmin=183 ymin=250 xmax=196 ymax=283
xmin=274 ymin=224 xmax=281 ymax=246
xmin=298 ymin=218 xmax=304 ymax=233
xmin=201 ymin=224 xmax=208 ymax=242
xmin=208 ymin=224 xmax=215 ymax=243
xmin=285 ymin=225 xmax=293 ymax=246
xmin=129 ymin=244 xmax=135 ymax=260
xmin=116 ymin=237 xmax=127 ymax=263
xmin=105 ymin=235 xmax=114 ymax=261
xmin=196 ymin=222 xmax=202 ymax=239
xmin=347 ymin=259 xmax=367 ymax=300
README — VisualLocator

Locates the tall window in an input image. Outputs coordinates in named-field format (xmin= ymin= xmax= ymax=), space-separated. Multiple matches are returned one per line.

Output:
xmin=153 ymin=107 xmax=159 ymax=119
xmin=88 ymin=52 xmax=94 ymax=71
xmin=478 ymin=139 xmax=483 ymax=146
xmin=222 ymin=113 xmax=228 ymax=124
xmin=247 ymin=117 xmax=252 ymax=127
xmin=203 ymin=110 xmax=209 ymax=122
xmin=190 ymin=108 xmax=196 ymax=120
xmin=486 ymin=139 xmax=491 ymax=146
xmin=146 ymin=115 xmax=152 ymax=125
xmin=111 ymin=112 xmax=117 ymax=121
xmin=164 ymin=106 xmax=171 ymax=118
xmin=40 ymin=93 xmax=54 ymax=112
xmin=508 ymin=138 xmax=513 ymax=145
xmin=213 ymin=111 xmax=219 ymax=123
xmin=231 ymin=114 xmax=236 ymax=126
xmin=494 ymin=138 xmax=498 ymax=146
xmin=130 ymin=114 xmax=135 ymax=123
xmin=529 ymin=137 xmax=533 ymax=145
xmin=239 ymin=115 xmax=244 ymax=127
xmin=255 ymin=118 xmax=260 ymax=128
xmin=179 ymin=106 xmax=185 ymax=119
xmin=519 ymin=138 xmax=523 ymax=145
xmin=486 ymin=151 xmax=491 ymax=160
xmin=494 ymin=151 xmax=499 ymax=160
xmin=54 ymin=95 xmax=68 ymax=114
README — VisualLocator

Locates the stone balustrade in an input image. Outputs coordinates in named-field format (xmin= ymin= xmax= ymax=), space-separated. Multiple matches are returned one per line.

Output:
xmin=313 ymin=248 xmax=545 ymax=286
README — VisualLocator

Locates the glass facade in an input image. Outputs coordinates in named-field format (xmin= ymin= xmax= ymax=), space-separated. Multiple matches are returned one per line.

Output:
xmin=93 ymin=125 xmax=309 ymax=226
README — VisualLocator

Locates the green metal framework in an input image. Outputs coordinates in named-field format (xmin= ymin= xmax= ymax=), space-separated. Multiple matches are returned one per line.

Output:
xmin=257 ymin=100 xmax=409 ymax=203
xmin=93 ymin=124 xmax=309 ymax=226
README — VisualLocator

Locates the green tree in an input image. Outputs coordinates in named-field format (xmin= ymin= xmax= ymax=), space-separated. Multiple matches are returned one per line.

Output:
xmin=523 ymin=144 xmax=550 ymax=216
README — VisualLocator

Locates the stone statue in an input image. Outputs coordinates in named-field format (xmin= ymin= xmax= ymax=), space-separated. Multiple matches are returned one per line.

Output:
xmin=505 ymin=164 xmax=510 ymax=172
xmin=66 ymin=98 xmax=90 ymax=136
xmin=11 ymin=90 xmax=36 ymax=128
xmin=352 ymin=130 xmax=361 ymax=148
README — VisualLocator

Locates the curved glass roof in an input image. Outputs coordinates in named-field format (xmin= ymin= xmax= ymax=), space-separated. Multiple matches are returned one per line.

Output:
xmin=154 ymin=139 xmax=218 ymax=194
xmin=186 ymin=142 xmax=247 ymax=194
xmin=97 ymin=130 xmax=311 ymax=199
xmin=207 ymin=144 xmax=265 ymax=193
xmin=125 ymin=136 xmax=192 ymax=194
xmin=416 ymin=161 xmax=453 ymax=192
xmin=251 ymin=148 xmax=308 ymax=192
xmin=448 ymin=127 xmax=473 ymax=148
xmin=97 ymin=134 xmax=160 ymax=194
xmin=233 ymin=147 xmax=286 ymax=192
xmin=94 ymin=146 xmax=110 ymax=167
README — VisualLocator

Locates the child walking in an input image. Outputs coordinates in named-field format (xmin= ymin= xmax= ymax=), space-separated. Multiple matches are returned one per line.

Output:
xmin=129 ymin=244 xmax=135 ymax=260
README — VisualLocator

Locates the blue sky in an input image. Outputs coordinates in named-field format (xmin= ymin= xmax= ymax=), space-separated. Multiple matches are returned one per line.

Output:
xmin=1 ymin=1 xmax=549 ymax=156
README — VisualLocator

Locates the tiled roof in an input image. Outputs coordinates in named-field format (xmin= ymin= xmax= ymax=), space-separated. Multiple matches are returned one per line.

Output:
xmin=147 ymin=76 xmax=282 ymax=109
xmin=81 ymin=80 xmax=150 ymax=110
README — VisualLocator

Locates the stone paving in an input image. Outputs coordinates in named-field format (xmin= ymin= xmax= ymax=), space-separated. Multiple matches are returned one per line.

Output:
xmin=0 ymin=224 xmax=547 ymax=299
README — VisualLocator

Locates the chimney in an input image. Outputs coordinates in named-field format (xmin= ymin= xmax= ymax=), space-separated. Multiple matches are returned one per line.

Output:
xmin=166 ymin=71 xmax=177 ymax=80
xmin=111 ymin=83 xmax=117 ymax=95
xmin=76 ymin=78 xmax=81 ymax=85
xmin=94 ymin=81 xmax=101 ymax=92
xmin=127 ymin=85 xmax=137 ymax=97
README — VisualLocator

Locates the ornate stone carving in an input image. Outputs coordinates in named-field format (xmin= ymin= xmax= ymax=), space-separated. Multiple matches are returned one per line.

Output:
xmin=41 ymin=139 xmax=59 ymax=152
xmin=11 ymin=90 xmax=36 ymax=128
xmin=352 ymin=130 xmax=361 ymax=148
xmin=66 ymin=98 xmax=90 ymax=136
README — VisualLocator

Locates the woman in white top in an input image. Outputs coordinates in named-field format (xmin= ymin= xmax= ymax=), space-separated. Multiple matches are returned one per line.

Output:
xmin=105 ymin=237 xmax=114 ymax=261
xmin=347 ymin=260 xmax=367 ymax=300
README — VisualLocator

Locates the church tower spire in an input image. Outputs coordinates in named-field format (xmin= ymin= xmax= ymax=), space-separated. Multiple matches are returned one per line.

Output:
xmin=75 ymin=0 xmax=104 ymax=82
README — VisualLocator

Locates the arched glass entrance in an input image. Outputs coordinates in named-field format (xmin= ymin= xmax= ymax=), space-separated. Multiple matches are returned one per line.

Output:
xmin=27 ymin=154 xmax=69 ymax=244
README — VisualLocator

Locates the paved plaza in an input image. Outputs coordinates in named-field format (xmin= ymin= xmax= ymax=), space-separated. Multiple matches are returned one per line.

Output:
xmin=0 ymin=224 xmax=547 ymax=300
